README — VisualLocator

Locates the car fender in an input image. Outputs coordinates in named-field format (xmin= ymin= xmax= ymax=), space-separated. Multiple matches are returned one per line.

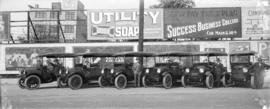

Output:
xmin=205 ymin=71 xmax=212 ymax=76
xmin=162 ymin=72 xmax=170 ymax=76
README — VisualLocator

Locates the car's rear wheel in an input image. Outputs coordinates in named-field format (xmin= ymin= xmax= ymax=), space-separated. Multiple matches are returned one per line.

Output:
xmin=114 ymin=74 xmax=127 ymax=89
xmin=221 ymin=75 xmax=228 ymax=87
xmin=206 ymin=74 xmax=214 ymax=89
xmin=98 ymin=76 xmax=108 ymax=88
xmin=181 ymin=75 xmax=187 ymax=88
xmin=250 ymin=75 xmax=255 ymax=89
xmin=18 ymin=78 xmax=26 ymax=89
xmin=57 ymin=77 xmax=67 ymax=88
xmin=142 ymin=75 xmax=150 ymax=87
xmin=68 ymin=74 xmax=83 ymax=90
xmin=163 ymin=73 xmax=172 ymax=89
xmin=25 ymin=75 xmax=41 ymax=90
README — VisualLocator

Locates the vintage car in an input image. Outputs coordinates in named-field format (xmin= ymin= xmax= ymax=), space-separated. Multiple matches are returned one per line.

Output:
xmin=18 ymin=53 xmax=77 ymax=90
xmin=141 ymin=51 xmax=192 ymax=89
xmin=65 ymin=52 xmax=114 ymax=90
xmin=98 ymin=51 xmax=154 ymax=89
xmin=227 ymin=51 xmax=256 ymax=87
xmin=181 ymin=51 xmax=227 ymax=89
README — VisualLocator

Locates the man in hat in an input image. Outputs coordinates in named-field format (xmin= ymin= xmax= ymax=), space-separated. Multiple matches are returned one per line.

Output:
xmin=132 ymin=58 xmax=142 ymax=87
xmin=250 ymin=57 xmax=270 ymax=89
xmin=215 ymin=58 xmax=225 ymax=87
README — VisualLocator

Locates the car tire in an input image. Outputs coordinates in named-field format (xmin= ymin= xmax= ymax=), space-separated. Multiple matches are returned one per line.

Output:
xmin=114 ymin=74 xmax=127 ymax=89
xmin=18 ymin=78 xmax=26 ymax=89
xmin=221 ymin=75 xmax=228 ymax=87
xmin=250 ymin=75 xmax=255 ymax=89
xmin=68 ymin=74 xmax=83 ymax=90
xmin=206 ymin=74 xmax=214 ymax=89
xmin=98 ymin=76 xmax=108 ymax=88
xmin=25 ymin=75 xmax=41 ymax=90
xmin=181 ymin=75 xmax=187 ymax=88
xmin=163 ymin=73 xmax=172 ymax=89
xmin=142 ymin=75 xmax=150 ymax=87
xmin=57 ymin=77 xmax=67 ymax=88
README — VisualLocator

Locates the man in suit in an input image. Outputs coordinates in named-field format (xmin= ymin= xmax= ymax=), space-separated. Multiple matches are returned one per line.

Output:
xmin=215 ymin=58 xmax=225 ymax=87
xmin=132 ymin=58 xmax=142 ymax=87
xmin=250 ymin=58 xmax=270 ymax=89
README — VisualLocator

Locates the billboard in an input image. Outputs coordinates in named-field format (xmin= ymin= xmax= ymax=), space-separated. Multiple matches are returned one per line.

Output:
xmin=164 ymin=8 xmax=242 ymax=39
xmin=0 ymin=12 xmax=10 ymax=41
xmin=5 ymin=47 xmax=65 ymax=70
xmin=258 ymin=42 xmax=270 ymax=64
xmin=87 ymin=9 xmax=163 ymax=40
xmin=242 ymin=7 xmax=270 ymax=39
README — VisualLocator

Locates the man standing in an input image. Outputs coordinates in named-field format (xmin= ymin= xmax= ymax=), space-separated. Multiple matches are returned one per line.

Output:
xmin=215 ymin=58 xmax=225 ymax=87
xmin=132 ymin=58 xmax=142 ymax=87
xmin=250 ymin=58 xmax=270 ymax=89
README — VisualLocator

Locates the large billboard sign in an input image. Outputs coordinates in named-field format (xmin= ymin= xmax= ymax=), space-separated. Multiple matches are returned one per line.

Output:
xmin=5 ymin=47 xmax=65 ymax=70
xmin=242 ymin=7 xmax=270 ymax=39
xmin=164 ymin=8 xmax=242 ymax=39
xmin=87 ymin=9 xmax=163 ymax=40
xmin=0 ymin=12 xmax=10 ymax=41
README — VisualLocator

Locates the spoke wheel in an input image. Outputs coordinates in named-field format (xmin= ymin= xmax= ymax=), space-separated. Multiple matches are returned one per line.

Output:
xmin=142 ymin=76 xmax=151 ymax=87
xmin=18 ymin=78 xmax=26 ymax=89
xmin=206 ymin=74 xmax=214 ymax=89
xmin=68 ymin=74 xmax=83 ymax=90
xmin=181 ymin=75 xmax=187 ymax=88
xmin=57 ymin=77 xmax=67 ymax=88
xmin=163 ymin=73 xmax=172 ymax=89
xmin=114 ymin=74 xmax=127 ymax=89
xmin=98 ymin=76 xmax=108 ymax=88
xmin=25 ymin=75 xmax=41 ymax=90
xmin=250 ymin=75 xmax=255 ymax=89
xmin=221 ymin=75 xmax=229 ymax=87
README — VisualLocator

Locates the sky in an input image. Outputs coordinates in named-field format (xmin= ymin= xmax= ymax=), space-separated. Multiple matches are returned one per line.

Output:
xmin=0 ymin=0 xmax=269 ymax=11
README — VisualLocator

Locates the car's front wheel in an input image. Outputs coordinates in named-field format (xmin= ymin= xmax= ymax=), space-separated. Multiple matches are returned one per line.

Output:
xmin=221 ymin=75 xmax=229 ymax=87
xmin=181 ymin=75 xmax=187 ymax=88
xmin=18 ymin=78 xmax=26 ymax=89
xmin=250 ymin=75 xmax=255 ymax=89
xmin=206 ymin=74 xmax=214 ymax=89
xmin=25 ymin=75 xmax=41 ymax=90
xmin=114 ymin=74 xmax=127 ymax=89
xmin=98 ymin=76 xmax=109 ymax=88
xmin=68 ymin=74 xmax=83 ymax=90
xmin=163 ymin=73 xmax=172 ymax=89
xmin=142 ymin=75 xmax=151 ymax=87
xmin=57 ymin=77 xmax=67 ymax=88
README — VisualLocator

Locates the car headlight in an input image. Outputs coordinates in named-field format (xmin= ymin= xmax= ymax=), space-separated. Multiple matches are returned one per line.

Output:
xmin=199 ymin=68 xmax=204 ymax=73
xmin=65 ymin=69 xmax=68 ymax=74
xmin=227 ymin=68 xmax=231 ymax=73
xmin=21 ymin=70 xmax=25 ymax=75
xmin=146 ymin=69 xmax=149 ymax=74
xmin=185 ymin=68 xmax=190 ymax=73
xmin=243 ymin=68 xmax=248 ymax=73
xmin=101 ymin=69 xmax=104 ymax=74
xmin=111 ymin=69 xmax=114 ymax=74
xmin=157 ymin=68 xmax=161 ymax=74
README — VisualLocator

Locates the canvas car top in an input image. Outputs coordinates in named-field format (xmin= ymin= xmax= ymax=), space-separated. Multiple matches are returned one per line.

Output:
xmin=228 ymin=51 xmax=256 ymax=56
xmin=155 ymin=51 xmax=192 ymax=57
xmin=38 ymin=53 xmax=77 ymax=58
xmin=113 ymin=51 xmax=155 ymax=57
xmin=190 ymin=51 xmax=227 ymax=56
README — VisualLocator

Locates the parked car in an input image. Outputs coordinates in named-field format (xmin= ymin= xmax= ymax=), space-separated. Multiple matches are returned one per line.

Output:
xmin=181 ymin=51 xmax=227 ymax=89
xmin=18 ymin=53 xmax=77 ymax=89
xmin=65 ymin=52 xmax=114 ymax=90
xmin=98 ymin=51 xmax=154 ymax=89
xmin=227 ymin=51 xmax=256 ymax=87
xmin=142 ymin=51 xmax=192 ymax=89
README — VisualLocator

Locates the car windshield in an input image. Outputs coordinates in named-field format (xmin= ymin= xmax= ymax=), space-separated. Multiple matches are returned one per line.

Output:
xmin=231 ymin=55 xmax=250 ymax=63
xmin=143 ymin=57 xmax=155 ymax=68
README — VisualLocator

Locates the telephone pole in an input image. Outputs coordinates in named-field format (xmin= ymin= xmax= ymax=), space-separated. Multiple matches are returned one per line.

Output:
xmin=138 ymin=0 xmax=144 ymax=87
